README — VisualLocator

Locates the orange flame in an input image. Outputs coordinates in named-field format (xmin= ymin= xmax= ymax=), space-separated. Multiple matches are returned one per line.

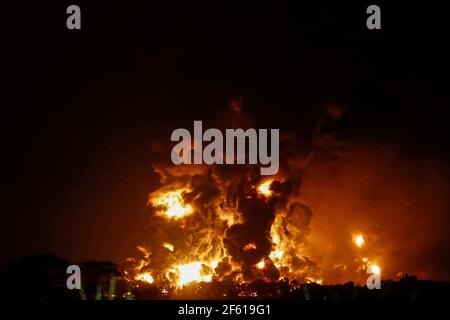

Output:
xmin=243 ymin=242 xmax=257 ymax=252
xmin=152 ymin=190 xmax=193 ymax=218
xmin=175 ymin=262 xmax=214 ymax=287
xmin=257 ymin=180 xmax=273 ymax=197
xmin=135 ymin=272 xmax=154 ymax=284
xmin=353 ymin=234 xmax=365 ymax=248
xmin=163 ymin=243 xmax=174 ymax=252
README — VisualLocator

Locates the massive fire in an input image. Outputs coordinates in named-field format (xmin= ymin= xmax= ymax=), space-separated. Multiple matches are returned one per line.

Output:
xmin=128 ymin=174 xmax=387 ymax=291
xmin=125 ymin=124 xmax=392 ymax=293
xmin=129 ymin=177 xmax=325 ymax=289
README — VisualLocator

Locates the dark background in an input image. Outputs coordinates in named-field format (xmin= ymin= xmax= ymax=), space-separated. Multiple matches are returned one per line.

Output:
xmin=3 ymin=0 xmax=450 ymax=274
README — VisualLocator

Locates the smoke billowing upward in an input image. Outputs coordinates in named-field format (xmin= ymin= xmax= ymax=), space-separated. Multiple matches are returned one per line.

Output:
xmin=124 ymin=100 xmax=327 ymax=286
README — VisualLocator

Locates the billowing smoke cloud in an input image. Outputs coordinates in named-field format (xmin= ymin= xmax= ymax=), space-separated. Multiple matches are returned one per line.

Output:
xmin=126 ymin=100 xmax=329 ymax=285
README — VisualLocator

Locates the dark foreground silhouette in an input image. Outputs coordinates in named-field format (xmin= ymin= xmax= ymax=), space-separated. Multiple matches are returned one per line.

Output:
xmin=1 ymin=255 xmax=449 ymax=300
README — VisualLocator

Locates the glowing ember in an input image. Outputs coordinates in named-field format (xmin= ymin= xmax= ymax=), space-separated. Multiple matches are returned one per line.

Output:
xmin=256 ymin=260 xmax=265 ymax=269
xmin=177 ymin=262 xmax=212 ymax=286
xmin=153 ymin=190 xmax=193 ymax=218
xmin=243 ymin=242 xmax=257 ymax=252
xmin=353 ymin=234 xmax=365 ymax=247
xmin=163 ymin=243 xmax=174 ymax=252
xmin=135 ymin=272 xmax=154 ymax=284
xmin=257 ymin=180 xmax=273 ymax=197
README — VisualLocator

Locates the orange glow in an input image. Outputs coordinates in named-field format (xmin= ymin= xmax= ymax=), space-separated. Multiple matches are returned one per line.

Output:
xmin=269 ymin=249 xmax=283 ymax=260
xmin=256 ymin=260 xmax=265 ymax=269
xmin=306 ymin=277 xmax=323 ymax=285
xmin=176 ymin=262 xmax=213 ymax=287
xmin=163 ymin=243 xmax=174 ymax=252
xmin=135 ymin=272 xmax=154 ymax=284
xmin=369 ymin=264 xmax=381 ymax=275
xmin=243 ymin=242 xmax=257 ymax=252
xmin=257 ymin=180 xmax=273 ymax=197
xmin=353 ymin=234 xmax=365 ymax=247
xmin=153 ymin=190 xmax=193 ymax=218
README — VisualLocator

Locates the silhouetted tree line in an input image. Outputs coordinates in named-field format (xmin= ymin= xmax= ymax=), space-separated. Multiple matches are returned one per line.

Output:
xmin=1 ymin=255 xmax=449 ymax=300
